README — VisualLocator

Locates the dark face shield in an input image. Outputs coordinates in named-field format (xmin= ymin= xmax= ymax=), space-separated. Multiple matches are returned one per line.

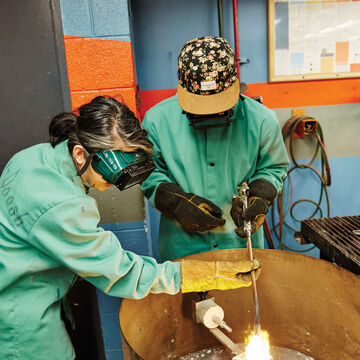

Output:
xmin=185 ymin=108 xmax=234 ymax=130
xmin=91 ymin=149 xmax=155 ymax=191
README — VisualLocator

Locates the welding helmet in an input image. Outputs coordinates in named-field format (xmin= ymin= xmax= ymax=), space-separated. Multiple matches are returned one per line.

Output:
xmin=90 ymin=149 xmax=155 ymax=190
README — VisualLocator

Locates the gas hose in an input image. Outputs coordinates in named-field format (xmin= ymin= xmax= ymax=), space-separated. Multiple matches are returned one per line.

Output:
xmin=269 ymin=115 xmax=331 ymax=252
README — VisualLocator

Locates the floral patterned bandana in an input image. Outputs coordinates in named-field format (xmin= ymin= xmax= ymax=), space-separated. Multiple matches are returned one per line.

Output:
xmin=177 ymin=36 xmax=240 ymax=115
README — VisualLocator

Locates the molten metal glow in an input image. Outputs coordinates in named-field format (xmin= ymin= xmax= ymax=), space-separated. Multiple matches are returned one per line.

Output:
xmin=245 ymin=331 xmax=272 ymax=360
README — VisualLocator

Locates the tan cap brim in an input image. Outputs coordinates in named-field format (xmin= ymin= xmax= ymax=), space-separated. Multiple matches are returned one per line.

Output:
xmin=177 ymin=79 xmax=240 ymax=115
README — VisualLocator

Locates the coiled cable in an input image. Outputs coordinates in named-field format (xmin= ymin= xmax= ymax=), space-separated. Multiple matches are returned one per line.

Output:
xmin=269 ymin=115 xmax=331 ymax=252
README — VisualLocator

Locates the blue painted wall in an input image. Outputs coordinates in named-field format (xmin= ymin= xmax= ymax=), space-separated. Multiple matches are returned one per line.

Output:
xmin=128 ymin=0 xmax=360 ymax=259
xmin=60 ymin=0 xmax=131 ymax=41
xmin=98 ymin=221 xmax=152 ymax=360
xmin=268 ymin=156 xmax=360 ymax=258
xmin=130 ymin=0 xmax=268 ymax=90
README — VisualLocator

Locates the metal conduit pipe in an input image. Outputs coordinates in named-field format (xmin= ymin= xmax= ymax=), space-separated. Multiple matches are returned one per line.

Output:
xmin=217 ymin=0 xmax=224 ymax=38
xmin=232 ymin=0 xmax=240 ymax=80
xmin=231 ymin=1 xmax=275 ymax=250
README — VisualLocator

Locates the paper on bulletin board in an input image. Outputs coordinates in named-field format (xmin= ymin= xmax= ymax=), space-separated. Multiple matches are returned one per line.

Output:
xmin=268 ymin=0 xmax=360 ymax=82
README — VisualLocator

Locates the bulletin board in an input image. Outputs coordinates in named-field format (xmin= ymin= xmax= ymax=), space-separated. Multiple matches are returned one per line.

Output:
xmin=268 ymin=0 xmax=360 ymax=82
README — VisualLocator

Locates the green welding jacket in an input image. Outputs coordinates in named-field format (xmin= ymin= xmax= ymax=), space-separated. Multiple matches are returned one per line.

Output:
xmin=0 ymin=141 xmax=180 ymax=360
xmin=141 ymin=95 xmax=289 ymax=261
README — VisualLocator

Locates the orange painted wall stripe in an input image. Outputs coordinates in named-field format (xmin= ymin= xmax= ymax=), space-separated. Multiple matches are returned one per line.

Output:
xmin=140 ymin=78 xmax=360 ymax=116
xmin=246 ymin=78 xmax=360 ymax=109
xmin=62 ymin=36 xmax=360 ymax=117
xmin=140 ymin=88 xmax=176 ymax=118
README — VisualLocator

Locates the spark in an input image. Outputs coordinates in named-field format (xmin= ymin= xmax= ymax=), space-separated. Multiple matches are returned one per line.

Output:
xmin=245 ymin=330 xmax=272 ymax=360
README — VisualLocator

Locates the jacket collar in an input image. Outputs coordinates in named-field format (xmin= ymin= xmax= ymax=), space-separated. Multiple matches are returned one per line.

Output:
xmin=233 ymin=95 xmax=246 ymax=121
xmin=54 ymin=141 xmax=86 ymax=193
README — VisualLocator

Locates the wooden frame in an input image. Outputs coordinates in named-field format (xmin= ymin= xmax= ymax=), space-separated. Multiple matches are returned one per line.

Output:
xmin=268 ymin=0 xmax=360 ymax=82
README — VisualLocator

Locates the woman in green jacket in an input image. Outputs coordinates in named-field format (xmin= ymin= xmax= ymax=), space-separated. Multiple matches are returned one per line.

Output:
xmin=0 ymin=96 xmax=259 ymax=360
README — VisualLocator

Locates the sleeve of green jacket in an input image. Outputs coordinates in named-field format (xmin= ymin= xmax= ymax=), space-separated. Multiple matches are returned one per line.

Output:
xmin=249 ymin=111 xmax=289 ymax=193
xmin=141 ymin=114 xmax=173 ymax=206
xmin=28 ymin=196 xmax=181 ymax=299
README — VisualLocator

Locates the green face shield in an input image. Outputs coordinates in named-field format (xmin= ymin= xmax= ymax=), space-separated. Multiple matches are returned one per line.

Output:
xmin=91 ymin=149 xmax=155 ymax=190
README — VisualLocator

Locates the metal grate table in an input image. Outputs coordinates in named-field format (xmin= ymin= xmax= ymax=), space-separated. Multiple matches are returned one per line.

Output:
xmin=301 ymin=215 xmax=360 ymax=276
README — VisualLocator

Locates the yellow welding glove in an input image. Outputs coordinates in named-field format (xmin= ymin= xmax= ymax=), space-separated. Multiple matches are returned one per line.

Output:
xmin=180 ymin=259 xmax=261 ymax=293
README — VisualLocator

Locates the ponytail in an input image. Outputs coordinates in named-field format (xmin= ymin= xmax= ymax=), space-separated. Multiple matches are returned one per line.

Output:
xmin=48 ymin=96 xmax=153 ymax=155
xmin=49 ymin=112 xmax=77 ymax=147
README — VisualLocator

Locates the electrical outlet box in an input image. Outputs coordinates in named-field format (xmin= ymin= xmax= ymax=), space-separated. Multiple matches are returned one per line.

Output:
xmin=291 ymin=109 xmax=317 ymax=138
xmin=293 ymin=118 xmax=318 ymax=138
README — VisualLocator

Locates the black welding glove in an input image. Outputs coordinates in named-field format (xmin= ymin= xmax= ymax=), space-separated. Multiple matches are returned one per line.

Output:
xmin=230 ymin=179 xmax=277 ymax=238
xmin=155 ymin=182 xmax=226 ymax=233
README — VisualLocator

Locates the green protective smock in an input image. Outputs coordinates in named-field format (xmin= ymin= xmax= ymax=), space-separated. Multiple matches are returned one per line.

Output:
xmin=0 ymin=140 xmax=181 ymax=360
xmin=141 ymin=95 xmax=290 ymax=261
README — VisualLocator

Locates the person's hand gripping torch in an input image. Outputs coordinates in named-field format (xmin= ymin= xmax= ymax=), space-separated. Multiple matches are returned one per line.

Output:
xmin=237 ymin=182 xmax=261 ymax=336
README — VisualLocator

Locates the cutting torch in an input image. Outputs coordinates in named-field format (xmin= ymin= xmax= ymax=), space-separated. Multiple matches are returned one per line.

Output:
xmin=237 ymin=182 xmax=261 ymax=336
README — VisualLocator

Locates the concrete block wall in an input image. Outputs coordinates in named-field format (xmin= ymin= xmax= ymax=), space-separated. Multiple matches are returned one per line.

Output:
xmin=60 ymin=2 xmax=148 ymax=359
xmin=60 ymin=0 xmax=139 ymax=116
xmin=64 ymin=36 xmax=138 ymax=113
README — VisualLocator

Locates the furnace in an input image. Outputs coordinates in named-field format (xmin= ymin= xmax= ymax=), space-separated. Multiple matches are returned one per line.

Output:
xmin=119 ymin=249 xmax=360 ymax=360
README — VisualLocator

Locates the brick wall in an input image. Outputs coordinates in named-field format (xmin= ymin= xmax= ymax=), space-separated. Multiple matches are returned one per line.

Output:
xmin=59 ymin=1 xmax=145 ymax=359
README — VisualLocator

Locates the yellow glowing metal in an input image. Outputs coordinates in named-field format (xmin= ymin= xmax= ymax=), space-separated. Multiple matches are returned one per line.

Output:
xmin=245 ymin=330 xmax=272 ymax=360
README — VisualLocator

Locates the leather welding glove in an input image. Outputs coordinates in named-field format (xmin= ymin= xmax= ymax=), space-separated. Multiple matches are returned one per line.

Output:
xmin=155 ymin=182 xmax=226 ymax=233
xmin=181 ymin=258 xmax=261 ymax=293
xmin=231 ymin=179 xmax=277 ymax=238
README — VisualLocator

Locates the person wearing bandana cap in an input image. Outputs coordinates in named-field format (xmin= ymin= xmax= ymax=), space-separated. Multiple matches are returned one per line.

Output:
xmin=141 ymin=36 xmax=290 ymax=261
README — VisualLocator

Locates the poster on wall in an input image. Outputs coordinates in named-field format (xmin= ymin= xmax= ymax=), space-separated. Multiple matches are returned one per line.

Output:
xmin=268 ymin=0 xmax=360 ymax=82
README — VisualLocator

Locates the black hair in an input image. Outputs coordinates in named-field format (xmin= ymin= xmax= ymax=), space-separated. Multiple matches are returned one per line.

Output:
xmin=49 ymin=96 xmax=152 ymax=154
